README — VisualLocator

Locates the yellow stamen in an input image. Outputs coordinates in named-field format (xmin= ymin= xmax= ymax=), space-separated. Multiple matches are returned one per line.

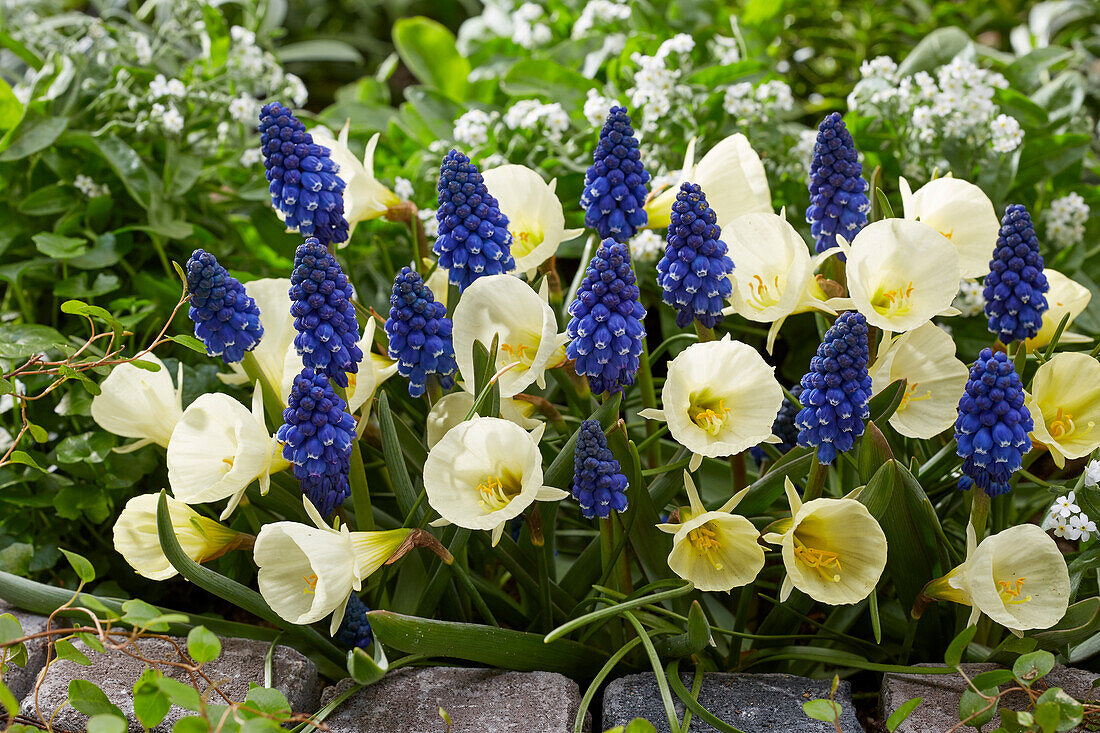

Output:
xmin=871 ymin=281 xmax=916 ymax=317
xmin=1048 ymin=407 xmax=1093 ymax=440
xmin=477 ymin=475 xmax=519 ymax=513
xmin=997 ymin=577 xmax=1031 ymax=605
xmin=688 ymin=523 xmax=724 ymax=570
xmin=512 ymin=229 xmax=544 ymax=258
xmin=690 ymin=399 xmax=729 ymax=435
xmin=302 ymin=573 xmax=318 ymax=595
xmin=221 ymin=456 xmax=235 ymax=473
xmin=501 ymin=342 xmax=532 ymax=364
xmin=939 ymin=229 xmax=954 ymax=241
xmin=793 ymin=539 xmax=842 ymax=582
xmin=748 ymin=273 xmax=783 ymax=309
xmin=899 ymin=381 xmax=932 ymax=410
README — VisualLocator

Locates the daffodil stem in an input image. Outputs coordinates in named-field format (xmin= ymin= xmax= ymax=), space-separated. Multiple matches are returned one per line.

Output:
xmin=600 ymin=517 xmax=624 ymax=649
xmin=636 ymin=336 xmax=659 ymax=466
xmin=731 ymin=451 xmax=746 ymax=493
xmin=241 ymin=352 xmax=285 ymax=427
xmin=803 ymin=455 xmax=826 ymax=501
xmin=970 ymin=489 xmax=990 ymax=539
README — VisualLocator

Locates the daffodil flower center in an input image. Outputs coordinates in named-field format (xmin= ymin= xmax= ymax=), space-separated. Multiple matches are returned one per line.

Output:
xmin=899 ymin=381 xmax=932 ymax=410
xmin=688 ymin=523 xmax=724 ymax=570
xmin=302 ymin=573 xmax=318 ymax=595
xmin=997 ymin=577 xmax=1031 ymax=605
xmin=871 ymin=281 xmax=916 ymax=317
xmin=1048 ymin=406 xmax=1094 ymax=441
xmin=476 ymin=473 xmax=522 ymax=513
xmin=793 ymin=537 xmax=842 ymax=582
xmin=221 ymin=456 xmax=235 ymax=473
xmin=747 ymin=273 xmax=783 ymax=309
xmin=688 ymin=393 xmax=730 ymax=435
xmin=511 ymin=228 xmax=545 ymax=258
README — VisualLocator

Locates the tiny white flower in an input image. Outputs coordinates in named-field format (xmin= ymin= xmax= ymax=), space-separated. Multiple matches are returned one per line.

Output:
xmin=453 ymin=109 xmax=493 ymax=147
xmin=628 ymin=230 xmax=665 ymax=265
xmin=584 ymin=88 xmax=615 ymax=128
xmin=228 ymin=93 xmax=257 ymax=124
xmin=285 ymin=73 xmax=307 ymax=107
xmin=991 ymin=114 xmax=1024 ymax=153
xmin=1053 ymin=492 xmax=1081 ymax=518
xmin=394 ymin=176 xmax=414 ymax=201
xmin=133 ymin=34 xmax=152 ymax=65
xmin=1070 ymin=513 xmax=1096 ymax=542
xmin=240 ymin=148 xmax=262 ymax=167
xmin=1085 ymin=459 xmax=1100 ymax=487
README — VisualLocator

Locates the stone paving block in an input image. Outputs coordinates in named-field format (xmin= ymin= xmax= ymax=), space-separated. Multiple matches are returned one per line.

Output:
xmin=19 ymin=635 xmax=319 ymax=732
xmin=880 ymin=662 xmax=1100 ymax=732
xmin=0 ymin=598 xmax=64 ymax=702
xmin=602 ymin=671 xmax=861 ymax=732
xmin=319 ymin=666 xmax=588 ymax=732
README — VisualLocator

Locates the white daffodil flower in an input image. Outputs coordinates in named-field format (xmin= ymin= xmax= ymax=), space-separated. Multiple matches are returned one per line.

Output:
xmin=90 ymin=353 xmax=182 ymax=452
xmin=425 ymin=391 xmax=541 ymax=449
xmin=656 ymin=472 xmax=764 ymax=592
xmin=167 ymin=384 xmax=288 ymax=520
xmin=424 ymin=417 xmax=568 ymax=546
xmin=482 ymin=164 xmax=583 ymax=278
xmin=255 ymin=496 xmax=412 ymax=633
xmin=219 ymin=278 xmax=297 ymax=393
xmin=868 ymin=322 xmax=968 ymax=439
xmin=639 ymin=335 xmax=783 ymax=471
xmin=762 ymin=478 xmax=888 ymax=605
xmin=1024 ymin=269 xmax=1093 ymax=352
xmin=1026 ymin=352 xmax=1100 ymax=469
xmin=722 ymin=212 xmax=839 ymax=352
xmin=452 ymin=275 xmax=568 ymax=399
xmin=645 ymin=134 xmax=772 ymax=229
xmin=113 ymin=494 xmax=248 ymax=581
xmin=900 ymin=175 xmax=1000 ymax=279
xmin=311 ymin=123 xmax=400 ymax=242
xmin=838 ymin=218 xmax=962 ymax=332
xmin=923 ymin=523 xmax=1069 ymax=633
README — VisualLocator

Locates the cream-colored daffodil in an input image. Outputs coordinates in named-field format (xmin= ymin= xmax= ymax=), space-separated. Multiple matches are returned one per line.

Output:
xmin=639 ymin=335 xmax=783 ymax=471
xmin=900 ymin=175 xmax=1000 ymax=279
xmin=762 ymin=478 xmax=887 ymax=605
xmin=311 ymin=124 xmax=400 ymax=242
xmin=656 ymin=472 xmax=764 ymax=592
xmin=482 ymin=164 xmax=583 ymax=278
xmin=424 ymin=417 xmax=568 ymax=546
xmin=722 ymin=212 xmax=839 ymax=352
xmin=645 ymin=134 xmax=771 ymax=229
xmin=452 ymin=275 xmax=568 ymax=398
xmin=425 ymin=391 xmax=541 ymax=449
xmin=219 ymin=278 xmax=296 ymax=393
xmin=1026 ymin=352 xmax=1100 ymax=469
xmin=923 ymin=523 xmax=1069 ymax=633
xmin=113 ymin=494 xmax=250 ymax=581
xmin=1025 ymin=270 xmax=1093 ymax=352
xmin=91 ymin=353 xmax=182 ymax=452
xmin=255 ymin=496 xmax=411 ymax=633
xmin=840 ymin=218 xmax=962 ymax=332
xmin=167 ymin=384 xmax=288 ymax=520
xmin=868 ymin=322 xmax=968 ymax=439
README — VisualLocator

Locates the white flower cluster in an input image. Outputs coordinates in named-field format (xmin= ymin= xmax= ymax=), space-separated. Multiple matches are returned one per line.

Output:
xmin=512 ymin=2 xmax=551 ymax=49
xmin=394 ymin=177 xmax=414 ymax=202
xmin=1088 ymin=459 xmax=1100 ymax=487
xmin=584 ymin=89 xmax=616 ymax=127
xmin=722 ymin=80 xmax=794 ymax=123
xmin=503 ymin=100 xmax=570 ymax=142
xmin=628 ymin=230 xmax=665 ymax=264
xmin=626 ymin=37 xmax=698 ymax=130
xmin=73 ymin=174 xmax=109 ymax=199
xmin=952 ymin=279 xmax=986 ymax=318
xmin=1043 ymin=193 xmax=1090 ymax=248
xmin=991 ymin=114 xmax=1024 ymax=153
xmin=453 ymin=109 xmax=494 ymax=147
xmin=418 ymin=207 xmax=440 ymax=239
xmin=712 ymin=35 xmax=741 ymax=65
xmin=572 ymin=0 xmax=632 ymax=38
xmin=1043 ymin=490 xmax=1097 ymax=541
xmin=149 ymin=73 xmax=186 ymax=99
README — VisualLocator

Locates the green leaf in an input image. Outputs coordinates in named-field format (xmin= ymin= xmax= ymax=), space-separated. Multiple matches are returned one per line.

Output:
xmin=802 ymin=699 xmax=840 ymax=722
xmin=377 ymin=391 xmax=420 ymax=522
xmin=0 ymin=614 xmax=27 ymax=669
xmin=32 ymin=232 xmax=87 ymax=259
xmin=886 ymin=697 xmax=922 ymax=732
xmin=155 ymin=676 xmax=201 ymax=711
xmin=0 ymin=77 xmax=22 ymax=131
xmin=133 ymin=669 xmax=170 ymax=728
xmin=0 ymin=679 xmax=20 ymax=718
xmin=244 ymin=685 xmax=291 ymax=718
xmin=121 ymin=598 xmax=184 ymax=632
xmin=1030 ymin=598 xmax=1100 ymax=650
xmin=392 ymin=17 xmax=469 ymax=101
xmin=945 ymin=625 xmax=977 ymax=668
xmin=502 ymin=59 xmax=598 ymax=109
xmin=958 ymin=686 xmax=997 ymax=729
xmin=278 ymin=40 xmax=363 ymax=64
xmin=54 ymin=638 xmax=92 ymax=665
xmin=1035 ymin=687 xmax=1083 ymax=731
xmin=68 ymin=678 xmax=124 ymax=718
xmin=367 ymin=610 xmax=606 ymax=677
xmin=60 ymin=548 xmax=95 ymax=582
xmin=18 ymin=184 xmax=78 ymax=215
xmin=86 ymin=714 xmax=127 ymax=733
xmin=65 ymin=133 xmax=153 ymax=208
xmin=187 ymin=626 xmax=221 ymax=664
xmin=896 ymin=27 xmax=972 ymax=77
xmin=347 ymin=644 xmax=388 ymax=685
xmin=1013 ymin=650 xmax=1055 ymax=685
xmin=56 ymin=431 xmax=115 ymax=464
xmin=0 ymin=115 xmax=68 ymax=161
xmin=170 ymin=334 xmax=209 ymax=354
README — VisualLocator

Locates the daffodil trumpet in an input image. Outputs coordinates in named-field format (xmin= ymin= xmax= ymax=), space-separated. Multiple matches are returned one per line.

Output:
xmin=1026 ymin=352 xmax=1100 ymax=469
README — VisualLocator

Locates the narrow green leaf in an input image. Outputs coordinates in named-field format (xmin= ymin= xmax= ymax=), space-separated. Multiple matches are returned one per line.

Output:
xmin=945 ymin=625 xmax=977 ymax=668
xmin=377 ymin=391 xmax=419 ymax=521
xmin=60 ymin=549 xmax=95 ymax=582
xmin=169 ymin=334 xmax=208 ymax=354
xmin=886 ymin=697 xmax=922 ymax=732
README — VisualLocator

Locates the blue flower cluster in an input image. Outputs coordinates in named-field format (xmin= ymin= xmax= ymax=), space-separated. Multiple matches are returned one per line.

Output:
xmin=751 ymin=384 xmax=803 ymax=464
xmin=572 ymin=420 xmax=629 ymax=519
xmin=385 ymin=267 xmax=457 ymax=398
xmin=795 ymin=311 xmax=873 ymax=465
xmin=258 ymin=102 xmax=349 ymax=247
xmin=335 ymin=593 xmax=373 ymax=649
xmin=954 ymin=348 xmax=1033 ymax=497
xmin=184 ymin=249 xmax=263 ymax=364
xmin=580 ymin=106 xmax=650 ymax=242
xmin=433 ymin=150 xmax=514 ymax=292
xmin=566 ymin=239 xmax=646 ymax=395
xmin=289 ymin=238 xmax=363 ymax=388
xmin=277 ymin=368 xmax=357 ymax=516
xmin=984 ymin=204 xmax=1049 ymax=344
xmin=656 ymin=183 xmax=734 ymax=329
xmin=805 ymin=112 xmax=870 ymax=255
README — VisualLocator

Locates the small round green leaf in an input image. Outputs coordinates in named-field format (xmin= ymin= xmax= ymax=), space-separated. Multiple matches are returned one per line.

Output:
xmin=187 ymin=625 xmax=221 ymax=664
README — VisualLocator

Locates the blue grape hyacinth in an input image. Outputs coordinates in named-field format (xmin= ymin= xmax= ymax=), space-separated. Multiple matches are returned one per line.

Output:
xmin=566 ymin=239 xmax=646 ymax=395
xmin=289 ymin=237 xmax=363 ymax=388
xmin=751 ymin=384 xmax=803 ymax=465
xmin=433 ymin=150 xmax=514 ymax=292
xmin=580 ymin=106 xmax=650 ymax=242
xmin=258 ymin=102 xmax=349 ymax=247
xmin=278 ymin=368 xmax=357 ymax=516
xmin=656 ymin=183 xmax=734 ymax=329
xmin=385 ymin=267 xmax=458 ymax=398
xmin=185 ymin=249 xmax=263 ymax=364
xmin=335 ymin=594 xmax=373 ymax=649
xmin=795 ymin=311 xmax=873 ymax=465
xmin=984 ymin=204 xmax=1049 ymax=344
xmin=954 ymin=348 xmax=1033 ymax=497
xmin=572 ymin=419 xmax=629 ymax=519
xmin=805 ymin=112 xmax=870 ymax=255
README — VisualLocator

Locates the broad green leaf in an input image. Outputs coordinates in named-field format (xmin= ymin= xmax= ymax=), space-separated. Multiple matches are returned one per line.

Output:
xmin=132 ymin=669 xmax=170 ymax=728
xmin=958 ymin=686 xmax=996 ymax=729
xmin=896 ymin=27 xmax=972 ymax=77
xmin=1013 ymin=650 xmax=1055 ymax=685
xmin=60 ymin=548 xmax=95 ymax=582
xmin=187 ymin=625 xmax=221 ymax=664
xmin=156 ymin=676 xmax=202 ymax=711
xmin=1030 ymin=598 xmax=1100 ymax=650
xmin=54 ymin=638 xmax=92 ymax=665
xmin=0 ymin=614 xmax=27 ymax=669
xmin=18 ymin=184 xmax=77 ymax=215
xmin=1035 ymin=687 xmax=1083 ymax=731
xmin=244 ymin=685 xmax=291 ymax=718
xmin=392 ymin=17 xmax=469 ymax=101
xmin=65 ymin=133 xmax=153 ymax=208
xmin=68 ymin=678 xmax=124 ymax=718
xmin=0 ymin=679 xmax=19 ymax=717
xmin=86 ymin=714 xmax=127 ymax=733
xmin=886 ymin=697 xmax=922 ymax=732
xmin=0 ymin=77 xmax=21 ymax=130
xmin=0 ymin=115 xmax=68 ymax=161
xmin=32 ymin=232 xmax=87 ymax=259
xmin=502 ymin=59 xmax=598 ymax=109
xmin=278 ymin=40 xmax=363 ymax=64
xmin=802 ymin=698 xmax=840 ymax=722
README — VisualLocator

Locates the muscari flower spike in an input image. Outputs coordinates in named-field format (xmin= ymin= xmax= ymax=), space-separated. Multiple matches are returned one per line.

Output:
xmin=955 ymin=348 xmax=1032 ymax=497
xmin=289 ymin=238 xmax=363 ymax=388
xmin=580 ymin=106 xmax=650 ymax=242
xmin=335 ymin=593 xmax=372 ymax=649
xmin=433 ymin=150 xmax=515 ymax=292
xmin=277 ymin=368 xmax=357 ymax=516
xmin=565 ymin=239 xmax=646 ymax=395
xmin=806 ymin=112 xmax=870 ymax=255
xmin=984 ymin=204 xmax=1049 ymax=344
xmin=795 ymin=311 xmax=873 ymax=465
xmin=751 ymin=384 xmax=803 ymax=465
xmin=385 ymin=267 xmax=458 ymax=398
xmin=572 ymin=419 xmax=629 ymax=519
xmin=656 ymin=182 xmax=734 ymax=329
xmin=185 ymin=249 xmax=263 ymax=364
xmin=259 ymin=102 xmax=349 ymax=247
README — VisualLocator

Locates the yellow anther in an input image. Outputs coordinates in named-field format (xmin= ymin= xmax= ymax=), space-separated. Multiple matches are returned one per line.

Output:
xmin=691 ymin=400 xmax=730 ymax=435
xmin=794 ymin=540 xmax=842 ymax=582
xmin=998 ymin=577 xmax=1031 ymax=605
xmin=748 ymin=274 xmax=782 ymax=309
xmin=872 ymin=281 xmax=916 ymax=316
xmin=940 ymin=229 xmax=954 ymax=241
xmin=302 ymin=573 xmax=318 ymax=595
xmin=221 ymin=457 xmax=235 ymax=473
xmin=477 ymin=476 xmax=517 ymax=513
xmin=688 ymin=524 xmax=724 ymax=570
xmin=1049 ymin=407 xmax=1077 ymax=439
xmin=501 ymin=342 xmax=532 ymax=364
xmin=900 ymin=381 xmax=932 ymax=410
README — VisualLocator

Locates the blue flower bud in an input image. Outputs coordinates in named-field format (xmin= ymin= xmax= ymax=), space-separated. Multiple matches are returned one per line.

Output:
xmin=572 ymin=419 xmax=628 ymax=519
xmin=335 ymin=593 xmax=373 ymax=649
xmin=984 ymin=204 xmax=1049 ymax=344
xmin=289 ymin=238 xmax=363 ymax=388
xmin=385 ymin=267 xmax=457 ymax=398
xmin=185 ymin=249 xmax=263 ymax=364
xmin=581 ymin=106 xmax=650 ymax=242
xmin=806 ymin=113 xmax=870 ymax=256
